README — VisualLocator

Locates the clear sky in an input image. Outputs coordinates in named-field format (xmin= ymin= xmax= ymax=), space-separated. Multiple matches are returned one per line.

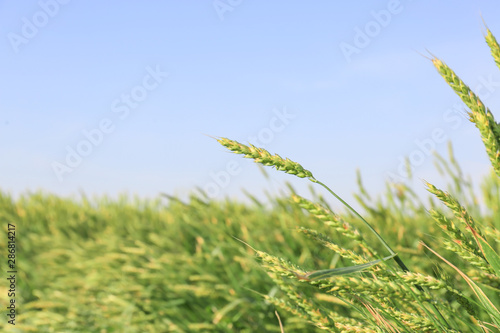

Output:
xmin=1 ymin=1 xmax=500 ymax=208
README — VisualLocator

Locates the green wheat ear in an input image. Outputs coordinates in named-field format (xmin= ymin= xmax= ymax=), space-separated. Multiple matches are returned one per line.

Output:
xmin=485 ymin=27 xmax=500 ymax=71
xmin=216 ymin=137 xmax=314 ymax=178
xmin=431 ymin=44 xmax=500 ymax=177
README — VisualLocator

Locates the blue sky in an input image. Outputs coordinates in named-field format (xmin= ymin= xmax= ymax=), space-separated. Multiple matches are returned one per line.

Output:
xmin=1 ymin=1 xmax=500 ymax=208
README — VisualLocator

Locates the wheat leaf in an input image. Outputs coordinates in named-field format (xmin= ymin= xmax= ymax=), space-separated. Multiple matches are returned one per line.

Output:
xmin=296 ymin=253 xmax=397 ymax=281
xmin=476 ymin=234 xmax=500 ymax=278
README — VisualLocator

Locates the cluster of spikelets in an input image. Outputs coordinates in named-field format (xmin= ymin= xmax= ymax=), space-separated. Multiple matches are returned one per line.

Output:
xmin=432 ymin=29 xmax=500 ymax=179
xmin=217 ymin=138 xmax=314 ymax=179
xmin=216 ymin=25 xmax=500 ymax=332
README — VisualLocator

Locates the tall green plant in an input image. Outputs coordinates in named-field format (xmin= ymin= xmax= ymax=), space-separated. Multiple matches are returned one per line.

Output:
xmin=216 ymin=25 xmax=500 ymax=332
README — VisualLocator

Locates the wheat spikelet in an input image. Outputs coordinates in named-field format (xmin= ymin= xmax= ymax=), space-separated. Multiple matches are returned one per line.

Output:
xmin=484 ymin=226 xmax=500 ymax=243
xmin=292 ymin=195 xmax=375 ymax=255
xmin=389 ymin=309 xmax=444 ymax=332
xmin=429 ymin=209 xmax=484 ymax=260
xmin=397 ymin=271 xmax=447 ymax=290
xmin=432 ymin=57 xmax=500 ymax=176
xmin=264 ymin=296 xmax=310 ymax=321
xmin=467 ymin=269 xmax=500 ymax=290
xmin=266 ymin=270 xmax=337 ymax=331
xmin=335 ymin=322 xmax=377 ymax=333
xmin=296 ymin=227 xmax=368 ymax=264
xmin=431 ymin=58 xmax=478 ymax=108
xmin=485 ymin=28 xmax=500 ymax=71
xmin=425 ymin=182 xmax=486 ymax=240
xmin=257 ymin=252 xmax=305 ymax=278
xmin=320 ymin=275 xmax=419 ymax=301
xmin=217 ymin=137 xmax=314 ymax=178
xmin=442 ymin=240 xmax=493 ymax=274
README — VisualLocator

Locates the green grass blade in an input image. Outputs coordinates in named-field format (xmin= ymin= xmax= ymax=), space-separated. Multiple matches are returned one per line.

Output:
xmin=297 ymin=253 xmax=397 ymax=281
xmin=476 ymin=233 xmax=500 ymax=278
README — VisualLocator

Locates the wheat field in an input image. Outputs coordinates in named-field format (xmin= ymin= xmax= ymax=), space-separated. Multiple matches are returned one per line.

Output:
xmin=1 ymin=25 xmax=500 ymax=333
